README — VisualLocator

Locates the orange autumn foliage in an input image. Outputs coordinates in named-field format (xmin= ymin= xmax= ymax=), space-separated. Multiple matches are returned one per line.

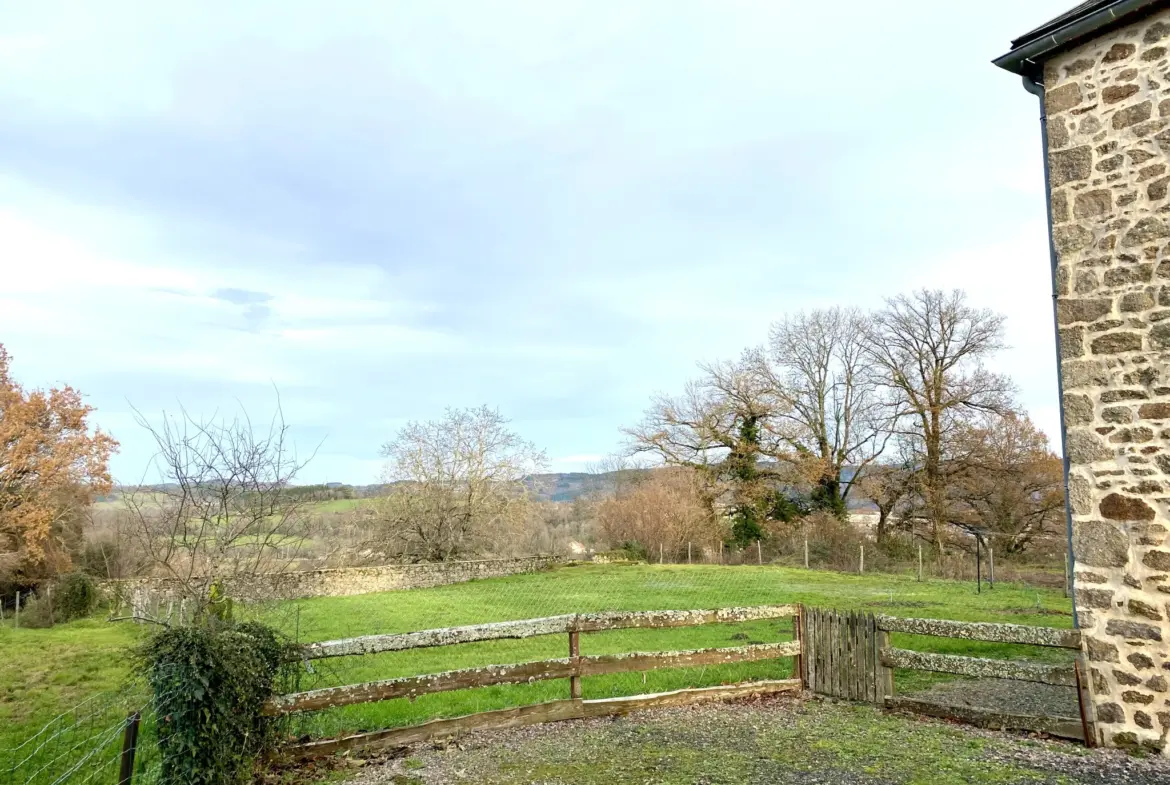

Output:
xmin=0 ymin=344 xmax=117 ymax=580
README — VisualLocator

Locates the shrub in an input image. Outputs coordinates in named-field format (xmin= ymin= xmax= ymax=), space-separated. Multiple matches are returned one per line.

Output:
xmin=53 ymin=572 xmax=98 ymax=622
xmin=18 ymin=593 xmax=56 ymax=628
xmin=142 ymin=621 xmax=296 ymax=785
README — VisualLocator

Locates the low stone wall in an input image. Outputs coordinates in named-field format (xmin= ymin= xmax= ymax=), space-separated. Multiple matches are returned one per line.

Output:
xmin=102 ymin=556 xmax=562 ymax=606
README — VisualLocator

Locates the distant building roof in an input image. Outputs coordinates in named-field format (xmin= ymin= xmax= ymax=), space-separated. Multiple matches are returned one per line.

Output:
xmin=993 ymin=0 xmax=1167 ymax=77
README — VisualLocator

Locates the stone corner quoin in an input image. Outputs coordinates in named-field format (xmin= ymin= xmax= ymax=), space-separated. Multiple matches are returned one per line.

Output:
xmin=1043 ymin=8 xmax=1170 ymax=752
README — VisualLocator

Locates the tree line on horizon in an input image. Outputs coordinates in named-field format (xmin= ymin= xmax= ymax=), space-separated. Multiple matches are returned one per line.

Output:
xmin=0 ymin=287 xmax=1064 ymax=607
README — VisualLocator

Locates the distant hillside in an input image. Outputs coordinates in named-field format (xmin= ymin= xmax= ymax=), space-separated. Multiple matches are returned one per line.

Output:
xmin=111 ymin=467 xmax=877 ymax=508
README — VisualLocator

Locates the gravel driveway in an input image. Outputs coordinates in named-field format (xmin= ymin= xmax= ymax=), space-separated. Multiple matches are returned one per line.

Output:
xmin=319 ymin=693 xmax=1170 ymax=785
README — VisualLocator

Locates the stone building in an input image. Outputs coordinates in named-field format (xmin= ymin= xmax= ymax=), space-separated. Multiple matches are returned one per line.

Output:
xmin=995 ymin=0 xmax=1170 ymax=752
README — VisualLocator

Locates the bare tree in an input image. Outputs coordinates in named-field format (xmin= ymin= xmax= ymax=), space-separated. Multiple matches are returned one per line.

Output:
xmin=124 ymin=398 xmax=315 ymax=617
xmin=375 ymin=406 xmax=547 ymax=561
xmin=596 ymin=466 xmax=724 ymax=560
xmin=865 ymin=289 xmax=1013 ymax=556
xmin=623 ymin=354 xmax=815 ymax=545
xmin=763 ymin=307 xmax=891 ymax=516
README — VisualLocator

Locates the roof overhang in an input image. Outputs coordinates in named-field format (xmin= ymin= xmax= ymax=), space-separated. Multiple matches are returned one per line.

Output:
xmin=993 ymin=0 xmax=1168 ymax=79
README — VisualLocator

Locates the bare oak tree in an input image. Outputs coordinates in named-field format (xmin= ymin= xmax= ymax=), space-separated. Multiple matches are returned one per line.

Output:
xmin=125 ymin=399 xmax=314 ymax=615
xmin=623 ymin=354 xmax=814 ymax=545
xmin=865 ymin=289 xmax=1013 ymax=556
xmin=375 ymin=406 xmax=547 ymax=561
xmin=763 ymin=307 xmax=890 ymax=515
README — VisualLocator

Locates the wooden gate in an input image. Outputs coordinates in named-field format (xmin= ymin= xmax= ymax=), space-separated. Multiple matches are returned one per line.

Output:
xmin=801 ymin=607 xmax=888 ymax=703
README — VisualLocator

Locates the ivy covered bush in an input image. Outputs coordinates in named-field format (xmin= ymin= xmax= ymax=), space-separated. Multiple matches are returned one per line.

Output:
xmin=142 ymin=620 xmax=296 ymax=785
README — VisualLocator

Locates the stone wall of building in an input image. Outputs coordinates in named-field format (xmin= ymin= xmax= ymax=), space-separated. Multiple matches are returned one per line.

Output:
xmin=1043 ymin=9 xmax=1170 ymax=752
xmin=103 ymin=556 xmax=562 ymax=607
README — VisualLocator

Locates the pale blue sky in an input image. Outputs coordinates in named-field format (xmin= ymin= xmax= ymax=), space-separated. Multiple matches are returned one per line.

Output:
xmin=0 ymin=1 xmax=1075 ymax=484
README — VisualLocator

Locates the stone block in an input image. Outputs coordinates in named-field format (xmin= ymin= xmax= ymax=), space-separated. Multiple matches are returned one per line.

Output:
xmin=1074 ymin=521 xmax=1130 ymax=568
xmin=1100 ymin=492 xmax=1156 ymax=520
xmin=1106 ymin=619 xmax=1164 ymax=641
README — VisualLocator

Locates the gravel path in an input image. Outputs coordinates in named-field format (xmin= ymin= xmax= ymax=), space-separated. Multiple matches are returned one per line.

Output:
xmin=905 ymin=679 xmax=1081 ymax=720
xmin=323 ymin=694 xmax=1170 ymax=785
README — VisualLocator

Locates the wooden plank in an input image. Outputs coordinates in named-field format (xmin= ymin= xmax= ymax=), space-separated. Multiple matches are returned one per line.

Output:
xmin=876 ymin=628 xmax=893 ymax=700
xmin=303 ymin=605 xmax=799 ymax=660
xmin=268 ymin=641 xmax=801 ymax=715
xmin=277 ymin=700 xmax=586 ymax=760
xmin=573 ymin=605 xmax=799 ymax=633
xmin=569 ymin=631 xmax=581 ymax=700
xmin=879 ymin=648 xmax=1077 ymax=687
xmin=874 ymin=616 xmax=1081 ymax=649
xmin=829 ymin=610 xmax=838 ymax=698
xmin=579 ymin=641 xmax=800 ymax=678
xmin=885 ymin=697 xmax=1085 ymax=742
xmin=278 ymin=680 xmax=803 ymax=761
xmin=268 ymin=659 xmax=576 ymax=715
xmin=579 ymin=679 xmax=801 ymax=717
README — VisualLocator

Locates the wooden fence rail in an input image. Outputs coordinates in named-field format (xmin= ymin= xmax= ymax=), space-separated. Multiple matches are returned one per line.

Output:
xmin=874 ymin=616 xmax=1082 ymax=649
xmin=267 ymin=640 xmax=800 ymax=715
xmin=302 ymin=605 xmax=798 ymax=660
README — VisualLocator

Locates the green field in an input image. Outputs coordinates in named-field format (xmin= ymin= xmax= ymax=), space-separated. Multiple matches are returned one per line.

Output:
xmin=1 ymin=563 xmax=1074 ymax=753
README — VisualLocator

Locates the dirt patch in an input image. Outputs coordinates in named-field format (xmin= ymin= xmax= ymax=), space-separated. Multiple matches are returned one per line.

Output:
xmin=307 ymin=694 xmax=1170 ymax=785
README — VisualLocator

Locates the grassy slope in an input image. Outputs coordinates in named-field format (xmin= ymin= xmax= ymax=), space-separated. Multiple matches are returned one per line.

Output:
xmin=2 ymin=563 xmax=1073 ymax=749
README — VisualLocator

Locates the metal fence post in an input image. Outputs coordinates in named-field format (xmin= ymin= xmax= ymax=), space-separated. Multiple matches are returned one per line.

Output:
xmin=119 ymin=711 xmax=141 ymax=785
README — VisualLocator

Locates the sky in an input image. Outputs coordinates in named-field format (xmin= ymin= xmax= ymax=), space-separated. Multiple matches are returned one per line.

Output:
xmin=0 ymin=0 xmax=1078 ymax=485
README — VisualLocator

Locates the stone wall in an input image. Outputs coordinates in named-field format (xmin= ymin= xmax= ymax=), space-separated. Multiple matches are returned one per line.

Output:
xmin=1043 ymin=9 xmax=1170 ymax=753
xmin=103 ymin=556 xmax=562 ymax=606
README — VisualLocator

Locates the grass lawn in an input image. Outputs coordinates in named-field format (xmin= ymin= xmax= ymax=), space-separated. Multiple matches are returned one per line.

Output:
xmin=3 ymin=563 xmax=1074 ymax=752
xmin=0 ymin=619 xmax=146 ymax=750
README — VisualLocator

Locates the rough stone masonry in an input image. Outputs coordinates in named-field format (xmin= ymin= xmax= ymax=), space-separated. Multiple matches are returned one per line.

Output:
xmin=1042 ymin=7 xmax=1170 ymax=752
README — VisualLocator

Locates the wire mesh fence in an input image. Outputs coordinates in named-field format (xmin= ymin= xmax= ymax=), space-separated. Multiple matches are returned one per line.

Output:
xmin=0 ymin=680 xmax=165 ymax=785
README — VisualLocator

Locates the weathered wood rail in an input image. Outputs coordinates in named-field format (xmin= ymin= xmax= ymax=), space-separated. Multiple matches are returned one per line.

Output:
xmin=869 ymin=614 xmax=1095 ymax=745
xmin=301 ymin=605 xmax=798 ymax=660
xmin=272 ymin=603 xmax=801 ymax=758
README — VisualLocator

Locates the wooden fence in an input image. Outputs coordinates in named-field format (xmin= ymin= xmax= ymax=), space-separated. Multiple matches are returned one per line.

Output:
xmin=271 ymin=604 xmax=803 ymax=760
xmin=872 ymin=614 xmax=1095 ymax=745
xmin=269 ymin=604 xmax=1097 ymax=760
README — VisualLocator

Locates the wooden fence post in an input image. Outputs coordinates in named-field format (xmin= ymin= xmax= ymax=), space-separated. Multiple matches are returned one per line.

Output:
xmin=718 ymin=541 xmax=723 ymax=564
xmin=917 ymin=544 xmax=923 ymax=582
xmin=988 ymin=545 xmax=994 ymax=590
xmin=804 ymin=538 xmax=809 ymax=569
xmin=687 ymin=542 xmax=692 ymax=564
xmin=875 ymin=626 xmax=893 ymax=701
xmin=118 ymin=711 xmax=141 ymax=785
xmin=659 ymin=543 xmax=663 ymax=564
xmin=795 ymin=605 xmax=805 ymax=689
xmin=757 ymin=540 xmax=762 ymax=565
xmin=568 ymin=630 xmax=581 ymax=700
xmin=859 ymin=545 xmax=865 ymax=575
